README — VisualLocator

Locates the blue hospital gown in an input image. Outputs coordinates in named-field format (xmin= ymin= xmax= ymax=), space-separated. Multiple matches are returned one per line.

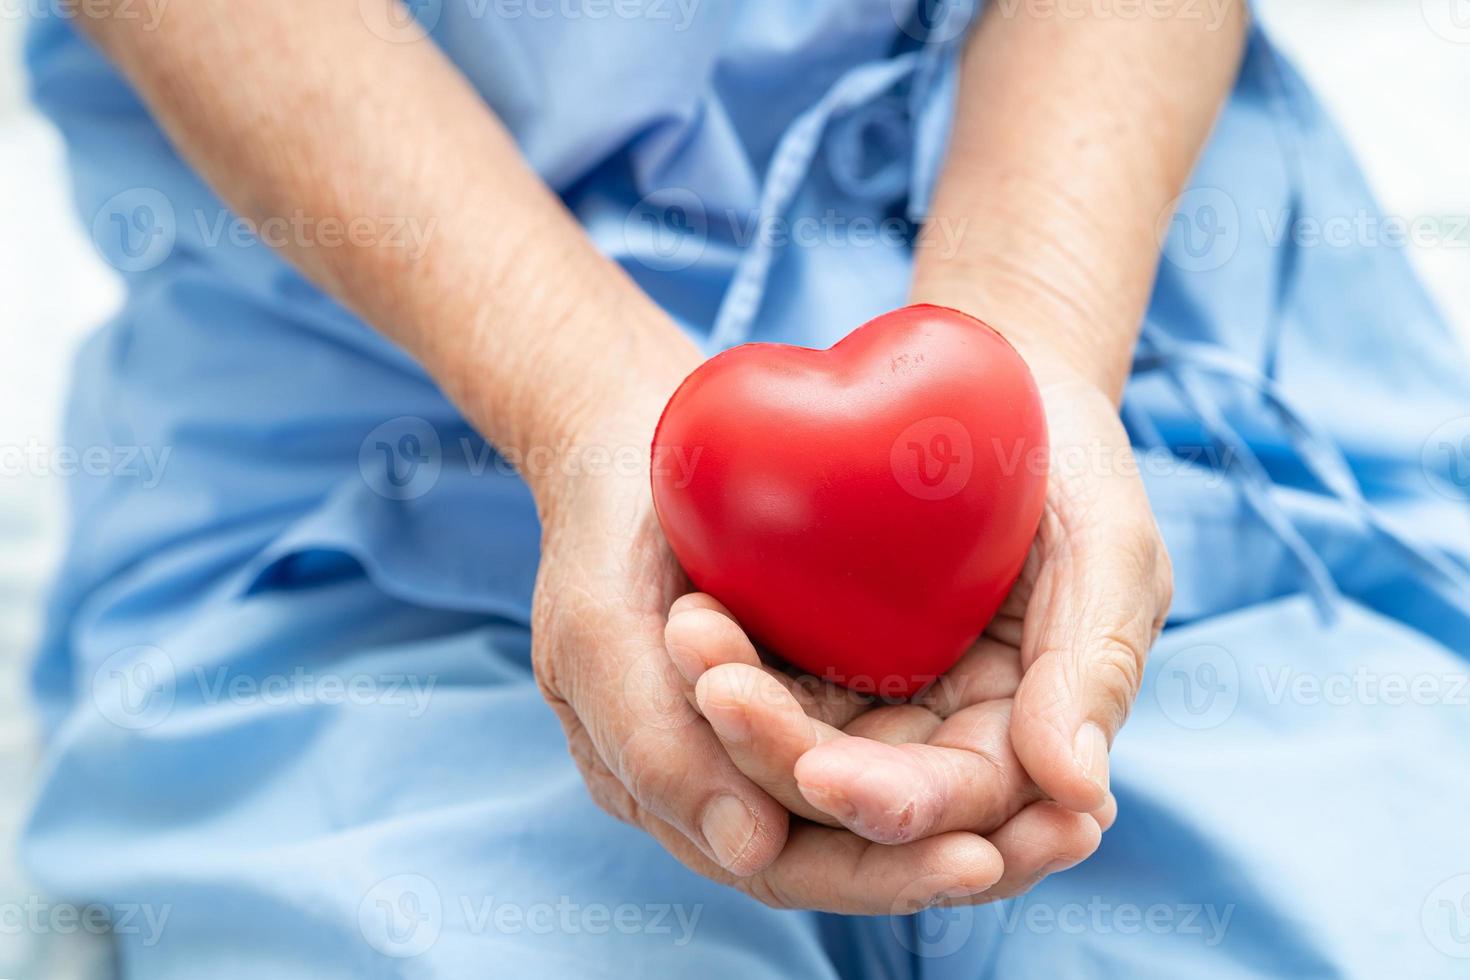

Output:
xmin=22 ymin=1 xmax=1470 ymax=976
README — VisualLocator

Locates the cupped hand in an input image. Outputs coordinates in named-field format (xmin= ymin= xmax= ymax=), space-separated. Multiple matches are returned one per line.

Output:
xmin=663 ymin=364 xmax=1172 ymax=883
xmin=530 ymin=395 xmax=1018 ymax=913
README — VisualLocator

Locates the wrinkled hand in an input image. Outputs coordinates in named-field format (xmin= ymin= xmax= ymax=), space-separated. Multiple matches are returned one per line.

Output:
xmin=662 ymin=367 xmax=1172 ymax=890
xmin=530 ymin=400 xmax=1012 ymax=914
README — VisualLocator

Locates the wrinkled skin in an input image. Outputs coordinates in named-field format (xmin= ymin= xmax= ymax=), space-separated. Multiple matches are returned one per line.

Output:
xmin=530 ymin=365 xmax=1173 ymax=915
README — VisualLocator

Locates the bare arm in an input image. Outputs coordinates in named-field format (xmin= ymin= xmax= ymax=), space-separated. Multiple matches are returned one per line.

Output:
xmin=73 ymin=0 xmax=1021 ymax=911
xmin=76 ymin=0 xmax=699 ymax=501
xmin=910 ymin=3 xmax=1246 ymax=811
xmin=617 ymin=1 xmax=1252 ymax=881
xmin=915 ymin=0 xmax=1249 ymax=398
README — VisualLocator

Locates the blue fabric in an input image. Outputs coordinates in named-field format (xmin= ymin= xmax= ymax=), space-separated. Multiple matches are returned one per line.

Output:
xmin=23 ymin=1 xmax=1470 ymax=976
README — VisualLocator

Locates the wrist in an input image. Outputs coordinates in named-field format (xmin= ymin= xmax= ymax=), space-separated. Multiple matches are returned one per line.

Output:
xmin=454 ymin=300 xmax=702 ymax=527
xmin=908 ymin=270 xmax=1136 ymax=405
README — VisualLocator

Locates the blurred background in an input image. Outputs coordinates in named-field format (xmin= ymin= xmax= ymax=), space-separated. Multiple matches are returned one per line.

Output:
xmin=1 ymin=2 xmax=1467 ymax=975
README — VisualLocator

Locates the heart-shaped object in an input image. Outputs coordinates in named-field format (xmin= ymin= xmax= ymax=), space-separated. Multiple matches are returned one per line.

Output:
xmin=651 ymin=304 xmax=1047 ymax=697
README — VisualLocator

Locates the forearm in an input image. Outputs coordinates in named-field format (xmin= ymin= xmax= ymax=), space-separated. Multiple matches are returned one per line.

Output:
xmin=913 ymin=1 xmax=1248 ymax=400
xmin=76 ymin=0 xmax=698 ymax=502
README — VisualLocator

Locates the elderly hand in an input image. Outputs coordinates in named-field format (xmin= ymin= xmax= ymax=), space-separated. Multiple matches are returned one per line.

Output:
xmin=531 ymin=369 xmax=1024 ymax=914
xmin=661 ymin=359 xmax=1172 ymax=894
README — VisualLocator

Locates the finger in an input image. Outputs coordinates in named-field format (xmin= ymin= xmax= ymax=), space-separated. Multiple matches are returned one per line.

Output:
xmin=842 ymin=703 xmax=942 ymax=744
xmin=1091 ymin=791 xmax=1118 ymax=832
xmin=696 ymin=663 xmax=843 ymax=824
xmin=976 ymin=801 xmax=1102 ymax=901
xmin=793 ymin=701 xmax=1039 ymax=843
xmin=665 ymin=604 xmax=763 ymax=689
xmin=912 ymin=637 xmax=1023 ymax=718
xmin=749 ymin=823 xmax=1005 ymax=915
xmin=665 ymin=595 xmax=870 ymax=728
xmin=629 ymin=791 xmax=1006 ymax=915
xmin=669 ymin=591 xmax=734 ymax=619
xmin=559 ymin=623 xmax=789 ymax=877
xmin=1010 ymin=409 xmax=1172 ymax=812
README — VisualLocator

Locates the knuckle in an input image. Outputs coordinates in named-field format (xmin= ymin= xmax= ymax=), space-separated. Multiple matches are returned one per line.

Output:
xmin=734 ymin=874 xmax=795 ymax=911
xmin=1089 ymin=636 xmax=1145 ymax=711
xmin=616 ymin=725 xmax=687 ymax=815
xmin=1154 ymin=546 xmax=1176 ymax=628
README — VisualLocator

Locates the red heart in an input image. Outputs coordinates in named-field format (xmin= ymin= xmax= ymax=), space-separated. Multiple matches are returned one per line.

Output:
xmin=651 ymin=304 xmax=1048 ymax=697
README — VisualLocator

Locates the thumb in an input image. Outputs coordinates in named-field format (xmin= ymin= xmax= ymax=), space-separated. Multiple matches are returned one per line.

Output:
xmin=1009 ymin=446 xmax=1172 ymax=813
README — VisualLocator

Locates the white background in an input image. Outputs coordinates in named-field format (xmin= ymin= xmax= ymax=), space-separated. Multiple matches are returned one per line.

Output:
xmin=1 ymin=3 xmax=1467 ymax=975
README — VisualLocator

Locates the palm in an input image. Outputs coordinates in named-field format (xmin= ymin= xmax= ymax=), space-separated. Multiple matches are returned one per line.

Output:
xmin=664 ymin=377 xmax=1169 ymax=881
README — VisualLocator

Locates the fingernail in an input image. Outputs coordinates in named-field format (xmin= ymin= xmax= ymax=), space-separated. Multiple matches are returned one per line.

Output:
xmin=701 ymin=697 xmax=752 ymax=745
xmin=795 ymin=779 xmax=856 ymax=823
xmin=1041 ymin=857 xmax=1081 ymax=878
xmin=701 ymin=795 xmax=757 ymax=873
xmin=665 ymin=635 xmax=705 ymax=686
xmin=1072 ymin=722 xmax=1110 ymax=796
